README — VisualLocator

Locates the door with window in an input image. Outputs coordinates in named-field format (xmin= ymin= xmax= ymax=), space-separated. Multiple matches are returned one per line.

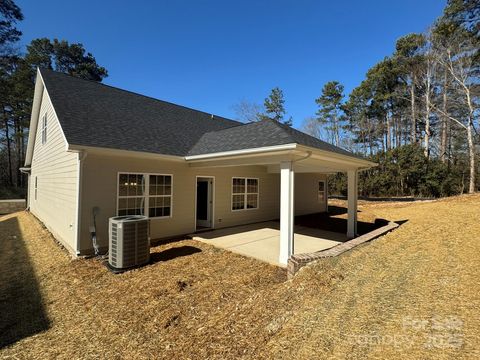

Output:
xmin=196 ymin=177 xmax=214 ymax=229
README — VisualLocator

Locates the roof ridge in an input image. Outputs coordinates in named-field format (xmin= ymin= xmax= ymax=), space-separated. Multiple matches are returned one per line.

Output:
xmin=186 ymin=121 xmax=254 ymax=153
xmin=191 ymin=120 xmax=278 ymax=142
xmin=258 ymin=118 xmax=295 ymax=141
xmin=38 ymin=67 xmax=240 ymax=126
xmin=186 ymin=118 xmax=296 ymax=155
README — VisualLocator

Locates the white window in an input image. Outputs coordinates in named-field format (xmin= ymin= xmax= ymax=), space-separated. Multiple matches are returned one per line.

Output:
xmin=148 ymin=175 xmax=172 ymax=217
xmin=41 ymin=113 xmax=48 ymax=144
xmin=232 ymin=177 xmax=258 ymax=211
xmin=318 ymin=180 xmax=326 ymax=202
xmin=117 ymin=173 xmax=172 ymax=218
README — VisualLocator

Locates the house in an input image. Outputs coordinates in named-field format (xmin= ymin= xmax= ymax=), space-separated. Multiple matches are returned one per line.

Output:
xmin=22 ymin=68 xmax=375 ymax=265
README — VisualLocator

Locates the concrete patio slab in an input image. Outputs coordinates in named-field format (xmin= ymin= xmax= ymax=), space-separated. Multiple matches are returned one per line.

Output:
xmin=189 ymin=221 xmax=347 ymax=267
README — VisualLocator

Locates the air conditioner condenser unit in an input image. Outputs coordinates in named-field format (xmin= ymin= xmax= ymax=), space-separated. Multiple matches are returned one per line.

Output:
xmin=108 ymin=215 xmax=150 ymax=272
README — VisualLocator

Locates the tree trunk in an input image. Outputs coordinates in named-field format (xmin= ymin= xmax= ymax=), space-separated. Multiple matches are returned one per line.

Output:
xmin=446 ymin=118 xmax=451 ymax=169
xmin=410 ymin=74 xmax=416 ymax=143
xmin=424 ymin=73 xmax=431 ymax=159
xmin=3 ymin=111 xmax=13 ymax=187
xmin=16 ymin=119 xmax=24 ymax=187
xmin=334 ymin=120 xmax=339 ymax=147
xmin=386 ymin=113 xmax=391 ymax=150
xmin=467 ymin=120 xmax=475 ymax=193
xmin=465 ymin=87 xmax=476 ymax=193
xmin=424 ymin=117 xmax=430 ymax=158
xmin=368 ymin=128 xmax=374 ymax=154
xmin=440 ymin=70 xmax=448 ymax=163
xmin=393 ymin=115 xmax=398 ymax=148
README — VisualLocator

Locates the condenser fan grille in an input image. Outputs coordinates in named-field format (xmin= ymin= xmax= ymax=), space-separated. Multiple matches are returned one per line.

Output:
xmin=108 ymin=216 xmax=150 ymax=270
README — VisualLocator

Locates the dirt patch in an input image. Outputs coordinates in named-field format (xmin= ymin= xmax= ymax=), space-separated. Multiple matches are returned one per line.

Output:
xmin=1 ymin=194 xmax=479 ymax=359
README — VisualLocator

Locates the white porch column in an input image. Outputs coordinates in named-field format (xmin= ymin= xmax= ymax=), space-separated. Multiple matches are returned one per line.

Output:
xmin=347 ymin=169 xmax=358 ymax=238
xmin=279 ymin=161 xmax=294 ymax=265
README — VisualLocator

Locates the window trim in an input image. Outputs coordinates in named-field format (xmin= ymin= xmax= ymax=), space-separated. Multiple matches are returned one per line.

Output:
xmin=231 ymin=177 xmax=259 ymax=212
xmin=41 ymin=113 xmax=48 ymax=144
xmin=318 ymin=180 xmax=326 ymax=204
xmin=34 ymin=176 xmax=38 ymax=200
xmin=116 ymin=172 xmax=173 ymax=219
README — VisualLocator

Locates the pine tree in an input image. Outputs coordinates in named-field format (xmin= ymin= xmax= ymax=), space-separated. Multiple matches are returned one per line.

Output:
xmin=260 ymin=87 xmax=292 ymax=126
xmin=0 ymin=0 xmax=23 ymax=54
xmin=315 ymin=81 xmax=345 ymax=147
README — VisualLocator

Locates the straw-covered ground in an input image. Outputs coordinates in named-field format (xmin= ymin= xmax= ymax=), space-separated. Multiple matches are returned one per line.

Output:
xmin=1 ymin=194 xmax=479 ymax=359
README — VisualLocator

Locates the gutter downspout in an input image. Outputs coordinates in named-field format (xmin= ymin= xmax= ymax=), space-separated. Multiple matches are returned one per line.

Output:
xmin=289 ymin=151 xmax=312 ymax=255
xmin=292 ymin=151 xmax=312 ymax=164
xmin=19 ymin=167 xmax=31 ymax=210
xmin=75 ymin=151 xmax=87 ymax=256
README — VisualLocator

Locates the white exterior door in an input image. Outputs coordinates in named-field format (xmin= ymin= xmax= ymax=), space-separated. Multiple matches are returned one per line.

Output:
xmin=196 ymin=178 xmax=213 ymax=228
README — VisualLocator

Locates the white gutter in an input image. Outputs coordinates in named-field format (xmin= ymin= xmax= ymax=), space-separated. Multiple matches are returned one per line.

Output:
xmin=186 ymin=143 xmax=377 ymax=169
xmin=185 ymin=143 xmax=298 ymax=161
xmin=292 ymin=151 xmax=312 ymax=163
xmin=296 ymin=144 xmax=377 ymax=168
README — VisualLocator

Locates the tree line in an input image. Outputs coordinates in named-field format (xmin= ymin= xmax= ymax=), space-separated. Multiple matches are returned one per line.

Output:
xmin=0 ymin=0 xmax=107 ymax=198
xmin=1 ymin=0 xmax=477 ymax=199
xmin=234 ymin=0 xmax=479 ymax=197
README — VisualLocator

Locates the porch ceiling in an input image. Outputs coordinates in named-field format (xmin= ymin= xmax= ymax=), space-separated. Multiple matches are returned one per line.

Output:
xmin=189 ymin=221 xmax=347 ymax=267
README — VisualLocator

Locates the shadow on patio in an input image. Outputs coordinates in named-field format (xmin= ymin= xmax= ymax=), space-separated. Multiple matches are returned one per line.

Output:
xmin=0 ymin=216 xmax=50 ymax=349
xmin=294 ymin=205 xmax=390 ymax=238
xmin=190 ymin=205 xmax=389 ymax=266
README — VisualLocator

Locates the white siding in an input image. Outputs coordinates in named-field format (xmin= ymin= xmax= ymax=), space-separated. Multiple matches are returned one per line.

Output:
xmin=78 ymin=153 xmax=330 ymax=254
xmin=29 ymin=90 xmax=78 ymax=254
xmin=294 ymin=173 xmax=328 ymax=215
xmin=78 ymin=154 xmax=281 ymax=254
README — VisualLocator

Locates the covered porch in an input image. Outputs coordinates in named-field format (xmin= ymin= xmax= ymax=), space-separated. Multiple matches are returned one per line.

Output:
xmin=186 ymin=143 xmax=376 ymax=266
xmin=190 ymin=221 xmax=347 ymax=267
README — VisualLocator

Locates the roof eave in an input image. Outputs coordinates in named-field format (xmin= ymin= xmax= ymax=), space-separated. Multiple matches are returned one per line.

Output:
xmin=296 ymin=144 xmax=378 ymax=169
xmin=67 ymin=144 xmax=185 ymax=161
xmin=185 ymin=143 xmax=298 ymax=161
xmin=185 ymin=143 xmax=376 ymax=169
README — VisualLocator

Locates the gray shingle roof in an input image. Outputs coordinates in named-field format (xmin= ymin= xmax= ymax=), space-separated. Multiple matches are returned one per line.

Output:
xmin=187 ymin=119 xmax=357 ymax=157
xmin=40 ymin=68 xmax=360 ymax=160
xmin=40 ymin=69 xmax=240 ymax=156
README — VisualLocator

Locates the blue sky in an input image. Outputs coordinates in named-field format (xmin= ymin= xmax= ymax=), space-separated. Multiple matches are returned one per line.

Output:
xmin=17 ymin=0 xmax=445 ymax=128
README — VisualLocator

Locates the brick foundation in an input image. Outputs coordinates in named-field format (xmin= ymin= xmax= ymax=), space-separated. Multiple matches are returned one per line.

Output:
xmin=287 ymin=221 xmax=399 ymax=278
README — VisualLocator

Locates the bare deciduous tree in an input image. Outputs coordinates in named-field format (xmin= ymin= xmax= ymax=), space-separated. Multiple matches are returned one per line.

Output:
xmin=231 ymin=100 xmax=263 ymax=123
xmin=433 ymin=30 xmax=478 ymax=193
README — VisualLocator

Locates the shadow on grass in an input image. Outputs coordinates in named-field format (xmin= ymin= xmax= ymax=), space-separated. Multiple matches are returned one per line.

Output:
xmin=0 ymin=216 xmax=50 ymax=349
xmin=150 ymin=236 xmax=185 ymax=247
xmin=150 ymin=246 xmax=202 ymax=264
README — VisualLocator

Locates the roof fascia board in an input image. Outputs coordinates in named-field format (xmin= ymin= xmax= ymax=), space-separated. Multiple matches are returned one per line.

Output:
xmin=24 ymin=69 xmax=44 ymax=166
xmin=67 ymin=144 xmax=185 ymax=162
xmin=187 ymin=151 xmax=298 ymax=168
xmin=185 ymin=143 xmax=298 ymax=161
xmin=296 ymin=144 xmax=377 ymax=168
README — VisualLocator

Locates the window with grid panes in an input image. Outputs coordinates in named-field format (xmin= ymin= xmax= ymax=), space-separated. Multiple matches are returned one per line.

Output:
xmin=232 ymin=177 xmax=258 ymax=210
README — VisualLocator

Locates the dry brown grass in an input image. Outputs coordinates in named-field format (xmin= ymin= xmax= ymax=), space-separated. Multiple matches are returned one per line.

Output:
xmin=1 ymin=194 xmax=479 ymax=359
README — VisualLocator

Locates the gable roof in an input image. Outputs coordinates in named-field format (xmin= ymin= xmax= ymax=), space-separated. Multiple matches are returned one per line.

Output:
xmin=38 ymin=68 xmax=363 ymax=161
xmin=39 ymin=68 xmax=240 ymax=156
xmin=187 ymin=119 xmax=356 ymax=157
